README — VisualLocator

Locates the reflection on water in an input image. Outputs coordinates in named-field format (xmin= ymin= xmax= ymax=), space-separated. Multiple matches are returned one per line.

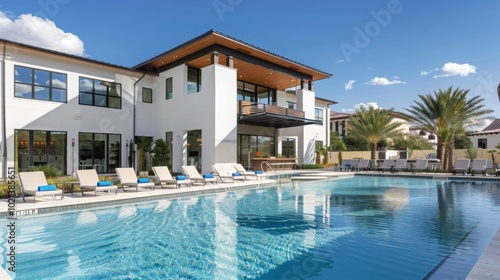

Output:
xmin=0 ymin=177 xmax=499 ymax=279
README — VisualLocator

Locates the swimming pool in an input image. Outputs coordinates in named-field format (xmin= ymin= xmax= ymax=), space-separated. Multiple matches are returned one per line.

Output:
xmin=1 ymin=176 xmax=499 ymax=279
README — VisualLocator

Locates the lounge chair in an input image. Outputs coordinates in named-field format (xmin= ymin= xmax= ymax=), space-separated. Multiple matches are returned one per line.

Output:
xmin=76 ymin=169 xmax=118 ymax=196
xmin=412 ymin=159 xmax=428 ymax=173
xmin=355 ymin=159 xmax=369 ymax=171
xmin=212 ymin=164 xmax=246 ymax=183
xmin=392 ymin=159 xmax=408 ymax=172
xmin=470 ymin=159 xmax=487 ymax=176
xmin=116 ymin=167 xmax=155 ymax=191
xmin=339 ymin=159 xmax=357 ymax=171
xmin=153 ymin=166 xmax=192 ymax=188
xmin=182 ymin=165 xmax=217 ymax=186
xmin=452 ymin=159 xmax=470 ymax=175
xmin=18 ymin=171 xmax=64 ymax=203
xmin=233 ymin=163 xmax=267 ymax=180
xmin=379 ymin=159 xmax=395 ymax=173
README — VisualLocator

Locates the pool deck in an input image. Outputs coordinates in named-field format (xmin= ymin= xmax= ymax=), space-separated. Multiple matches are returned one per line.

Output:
xmin=1 ymin=169 xmax=499 ymax=279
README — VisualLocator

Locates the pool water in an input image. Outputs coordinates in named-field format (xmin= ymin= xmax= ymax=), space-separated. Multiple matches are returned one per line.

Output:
xmin=1 ymin=176 xmax=500 ymax=279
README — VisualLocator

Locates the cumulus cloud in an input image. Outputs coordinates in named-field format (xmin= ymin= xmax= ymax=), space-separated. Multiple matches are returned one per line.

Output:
xmin=345 ymin=80 xmax=356 ymax=91
xmin=0 ymin=11 xmax=85 ymax=56
xmin=433 ymin=62 xmax=476 ymax=78
xmin=342 ymin=102 xmax=381 ymax=113
xmin=366 ymin=77 xmax=406 ymax=86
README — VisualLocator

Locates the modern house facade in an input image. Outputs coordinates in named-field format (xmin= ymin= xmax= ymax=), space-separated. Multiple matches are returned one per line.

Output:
xmin=0 ymin=30 xmax=334 ymax=177
xmin=468 ymin=119 xmax=500 ymax=149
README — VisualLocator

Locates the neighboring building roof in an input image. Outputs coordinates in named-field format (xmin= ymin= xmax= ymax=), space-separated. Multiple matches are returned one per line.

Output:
xmin=330 ymin=111 xmax=351 ymax=120
xmin=468 ymin=119 xmax=500 ymax=136
xmin=0 ymin=37 xmax=148 ymax=75
xmin=133 ymin=29 xmax=332 ymax=90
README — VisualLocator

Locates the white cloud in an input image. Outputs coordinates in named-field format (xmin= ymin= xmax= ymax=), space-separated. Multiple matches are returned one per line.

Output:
xmin=354 ymin=102 xmax=381 ymax=110
xmin=341 ymin=108 xmax=355 ymax=113
xmin=335 ymin=59 xmax=345 ymax=64
xmin=366 ymin=77 xmax=406 ymax=86
xmin=0 ymin=11 xmax=85 ymax=56
xmin=433 ymin=62 xmax=476 ymax=78
xmin=345 ymin=80 xmax=356 ymax=91
xmin=420 ymin=68 xmax=439 ymax=76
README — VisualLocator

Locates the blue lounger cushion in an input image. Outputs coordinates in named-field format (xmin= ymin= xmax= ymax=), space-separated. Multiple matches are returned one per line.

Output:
xmin=255 ymin=170 xmax=263 ymax=174
xmin=97 ymin=181 xmax=113 ymax=186
xmin=38 ymin=185 xmax=57 ymax=191
xmin=232 ymin=172 xmax=241 ymax=176
xmin=203 ymin=174 xmax=214 ymax=178
xmin=176 ymin=175 xmax=186 ymax=180
xmin=137 ymin=178 xmax=150 ymax=183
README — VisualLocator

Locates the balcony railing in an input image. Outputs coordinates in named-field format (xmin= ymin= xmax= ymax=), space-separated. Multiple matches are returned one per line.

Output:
xmin=238 ymin=101 xmax=305 ymax=118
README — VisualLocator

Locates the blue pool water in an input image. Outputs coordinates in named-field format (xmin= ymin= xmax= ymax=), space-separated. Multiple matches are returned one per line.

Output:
xmin=1 ymin=176 xmax=500 ymax=279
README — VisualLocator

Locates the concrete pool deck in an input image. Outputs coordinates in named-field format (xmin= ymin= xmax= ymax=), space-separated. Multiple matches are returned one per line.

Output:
xmin=1 ymin=169 xmax=499 ymax=279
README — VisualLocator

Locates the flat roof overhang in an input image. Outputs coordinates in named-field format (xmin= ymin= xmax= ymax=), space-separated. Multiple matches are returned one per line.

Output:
xmin=238 ymin=113 xmax=322 ymax=128
xmin=133 ymin=30 xmax=332 ymax=90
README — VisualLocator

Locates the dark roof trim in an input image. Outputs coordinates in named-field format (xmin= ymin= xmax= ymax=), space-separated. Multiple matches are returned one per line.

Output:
xmin=0 ymin=37 xmax=152 ymax=76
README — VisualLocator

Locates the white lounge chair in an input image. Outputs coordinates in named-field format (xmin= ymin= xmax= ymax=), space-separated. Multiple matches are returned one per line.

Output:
xmin=212 ymin=164 xmax=246 ymax=183
xmin=412 ymin=159 xmax=428 ymax=173
xmin=116 ymin=168 xmax=155 ymax=192
xmin=355 ymin=159 xmax=370 ymax=171
xmin=18 ymin=171 xmax=64 ymax=203
xmin=379 ymin=159 xmax=395 ymax=173
xmin=393 ymin=159 xmax=408 ymax=172
xmin=182 ymin=165 xmax=217 ymax=186
xmin=470 ymin=159 xmax=487 ymax=176
xmin=76 ymin=169 xmax=118 ymax=196
xmin=339 ymin=159 xmax=357 ymax=171
xmin=452 ymin=159 xmax=470 ymax=175
xmin=153 ymin=166 xmax=192 ymax=188
xmin=233 ymin=163 xmax=267 ymax=180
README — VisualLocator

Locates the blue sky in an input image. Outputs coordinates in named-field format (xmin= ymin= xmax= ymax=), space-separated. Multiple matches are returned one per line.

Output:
xmin=1 ymin=0 xmax=499 ymax=122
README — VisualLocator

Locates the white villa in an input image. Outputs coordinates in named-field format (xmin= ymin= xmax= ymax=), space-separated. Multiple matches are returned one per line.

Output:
xmin=0 ymin=30 xmax=335 ymax=177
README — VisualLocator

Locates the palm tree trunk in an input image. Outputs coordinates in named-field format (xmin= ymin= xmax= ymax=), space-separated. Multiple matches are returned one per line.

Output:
xmin=437 ymin=138 xmax=445 ymax=163
xmin=370 ymin=142 xmax=377 ymax=160
xmin=447 ymin=137 xmax=455 ymax=172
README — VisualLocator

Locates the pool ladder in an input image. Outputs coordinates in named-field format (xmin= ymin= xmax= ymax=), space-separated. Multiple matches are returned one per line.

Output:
xmin=261 ymin=161 xmax=281 ymax=186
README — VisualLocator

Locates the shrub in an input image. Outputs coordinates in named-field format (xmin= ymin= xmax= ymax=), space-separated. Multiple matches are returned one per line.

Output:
xmin=28 ymin=164 xmax=61 ymax=178
xmin=294 ymin=164 xmax=324 ymax=169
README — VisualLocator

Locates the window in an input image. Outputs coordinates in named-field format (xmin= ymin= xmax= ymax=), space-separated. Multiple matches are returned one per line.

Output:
xmin=79 ymin=133 xmax=121 ymax=173
xmin=142 ymin=87 xmax=152 ymax=103
xmin=237 ymin=81 xmax=276 ymax=105
xmin=15 ymin=130 xmax=67 ymax=173
xmin=187 ymin=67 xmax=201 ymax=94
xmin=282 ymin=138 xmax=296 ymax=158
xmin=166 ymin=77 xmax=173 ymax=99
xmin=287 ymin=101 xmax=296 ymax=109
xmin=14 ymin=65 xmax=67 ymax=102
xmin=478 ymin=139 xmax=487 ymax=149
xmin=79 ymin=77 xmax=121 ymax=108
xmin=315 ymin=108 xmax=324 ymax=123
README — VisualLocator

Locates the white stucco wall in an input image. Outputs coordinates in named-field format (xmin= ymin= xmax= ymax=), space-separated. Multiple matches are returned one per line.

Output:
xmin=3 ymin=45 xmax=141 ymax=175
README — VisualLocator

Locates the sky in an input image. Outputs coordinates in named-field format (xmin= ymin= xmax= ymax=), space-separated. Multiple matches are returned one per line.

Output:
xmin=1 ymin=0 xmax=500 ymax=125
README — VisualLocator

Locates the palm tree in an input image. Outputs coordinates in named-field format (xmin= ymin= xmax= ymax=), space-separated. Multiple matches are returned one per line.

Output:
xmin=404 ymin=87 xmax=493 ymax=171
xmin=347 ymin=106 xmax=404 ymax=159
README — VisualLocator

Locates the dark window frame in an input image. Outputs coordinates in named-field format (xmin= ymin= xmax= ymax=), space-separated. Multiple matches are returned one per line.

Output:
xmin=478 ymin=138 xmax=487 ymax=149
xmin=237 ymin=80 xmax=276 ymax=105
xmin=166 ymin=77 xmax=173 ymax=100
xmin=79 ymin=77 xmax=122 ymax=109
xmin=187 ymin=67 xmax=202 ymax=94
xmin=14 ymin=65 xmax=67 ymax=102
xmin=315 ymin=108 xmax=324 ymax=123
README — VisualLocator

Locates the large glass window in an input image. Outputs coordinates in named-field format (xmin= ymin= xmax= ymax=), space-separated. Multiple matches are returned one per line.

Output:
xmin=282 ymin=138 xmax=296 ymax=158
xmin=79 ymin=133 xmax=121 ymax=173
xmin=237 ymin=81 xmax=276 ymax=105
xmin=166 ymin=77 xmax=173 ymax=99
xmin=15 ymin=130 xmax=67 ymax=173
xmin=166 ymin=132 xmax=173 ymax=169
xmin=79 ymin=77 xmax=121 ymax=108
xmin=237 ymin=134 xmax=275 ymax=169
xmin=14 ymin=65 xmax=67 ymax=102
xmin=187 ymin=67 xmax=201 ymax=94
xmin=142 ymin=87 xmax=152 ymax=103
xmin=187 ymin=130 xmax=202 ymax=171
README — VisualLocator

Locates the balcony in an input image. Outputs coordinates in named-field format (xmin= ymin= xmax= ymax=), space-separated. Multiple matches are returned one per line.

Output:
xmin=237 ymin=101 xmax=322 ymax=128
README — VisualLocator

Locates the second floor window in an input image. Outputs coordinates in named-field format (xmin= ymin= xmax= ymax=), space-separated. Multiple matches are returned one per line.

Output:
xmin=166 ymin=77 xmax=173 ymax=100
xmin=287 ymin=101 xmax=296 ymax=109
xmin=79 ymin=77 xmax=121 ymax=109
xmin=187 ymin=67 xmax=201 ymax=94
xmin=142 ymin=87 xmax=152 ymax=103
xmin=315 ymin=108 xmax=323 ymax=123
xmin=14 ymin=65 xmax=67 ymax=102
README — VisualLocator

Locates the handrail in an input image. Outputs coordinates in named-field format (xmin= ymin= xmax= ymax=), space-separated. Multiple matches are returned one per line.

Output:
xmin=261 ymin=161 xmax=281 ymax=186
